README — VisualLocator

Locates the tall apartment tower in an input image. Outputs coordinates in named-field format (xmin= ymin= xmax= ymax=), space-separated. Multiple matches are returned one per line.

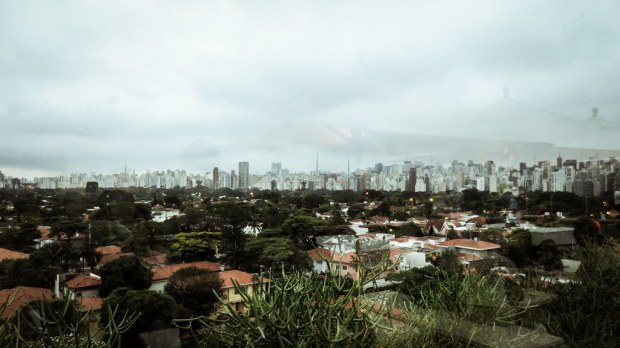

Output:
xmin=212 ymin=167 xmax=220 ymax=189
xmin=238 ymin=161 xmax=250 ymax=189
xmin=231 ymin=170 xmax=238 ymax=189
xmin=407 ymin=168 xmax=417 ymax=192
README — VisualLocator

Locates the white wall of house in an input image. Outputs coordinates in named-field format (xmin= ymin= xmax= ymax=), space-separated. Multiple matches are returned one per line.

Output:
xmin=149 ymin=280 xmax=166 ymax=293
xmin=68 ymin=288 xmax=99 ymax=300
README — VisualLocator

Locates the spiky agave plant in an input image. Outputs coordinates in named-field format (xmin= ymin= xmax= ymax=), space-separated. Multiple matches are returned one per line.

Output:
xmin=0 ymin=297 xmax=139 ymax=348
xmin=174 ymin=242 xmax=405 ymax=347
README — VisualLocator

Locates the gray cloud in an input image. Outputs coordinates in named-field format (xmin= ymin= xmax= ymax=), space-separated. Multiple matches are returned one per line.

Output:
xmin=1 ymin=1 xmax=619 ymax=178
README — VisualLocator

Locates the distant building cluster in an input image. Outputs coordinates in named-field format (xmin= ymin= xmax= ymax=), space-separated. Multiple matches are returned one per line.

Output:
xmin=2 ymin=156 xmax=619 ymax=197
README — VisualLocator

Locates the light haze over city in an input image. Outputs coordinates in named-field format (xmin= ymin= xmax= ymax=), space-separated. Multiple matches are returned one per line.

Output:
xmin=1 ymin=1 xmax=619 ymax=179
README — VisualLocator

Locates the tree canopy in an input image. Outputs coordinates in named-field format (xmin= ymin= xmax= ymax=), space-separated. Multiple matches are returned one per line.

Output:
xmin=168 ymin=231 xmax=220 ymax=263
xmin=243 ymin=237 xmax=311 ymax=273
xmin=102 ymin=288 xmax=177 ymax=347
xmin=164 ymin=267 xmax=223 ymax=317
xmin=99 ymin=255 xmax=152 ymax=297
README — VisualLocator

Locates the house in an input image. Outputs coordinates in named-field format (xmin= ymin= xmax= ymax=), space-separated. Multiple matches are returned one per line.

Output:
xmin=151 ymin=205 xmax=181 ymax=222
xmin=527 ymin=227 xmax=575 ymax=246
xmin=35 ymin=225 xmax=86 ymax=249
xmin=95 ymin=245 xmax=134 ymax=266
xmin=56 ymin=273 xmax=101 ymax=300
xmin=423 ymin=219 xmax=450 ymax=236
xmin=149 ymin=261 xmax=223 ymax=292
xmin=438 ymin=239 xmax=501 ymax=258
xmin=219 ymin=269 xmax=269 ymax=313
xmin=349 ymin=220 xmax=369 ymax=235
xmin=389 ymin=249 xmax=434 ymax=271
xmin=306 ymin=248 xmax=357 ymax=278
xmin=0 ymin=247 xmax=29 ymax=262
xmin=0 ymin=286 xmax=54 ymax=319
xmin=34 ymin=226 xmax=55 ymax=249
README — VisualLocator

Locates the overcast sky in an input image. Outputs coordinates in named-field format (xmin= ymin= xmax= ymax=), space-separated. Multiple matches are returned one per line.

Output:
xmin=1 ymin=1 xmax=619 ymax=179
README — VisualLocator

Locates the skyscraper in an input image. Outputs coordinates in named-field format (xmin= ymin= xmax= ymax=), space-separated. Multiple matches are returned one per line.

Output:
xmin=239 ymin=161 xmax=249 ymax=189
xmin=407 ymin=168 xmax=416 ymax=192
xmin=213 ymin=167 xmax=220 ymax=189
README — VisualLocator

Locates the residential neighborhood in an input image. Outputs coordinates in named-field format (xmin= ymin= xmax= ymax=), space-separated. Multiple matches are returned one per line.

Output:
xmin=0 ymin=166 xmax=618 ymax=347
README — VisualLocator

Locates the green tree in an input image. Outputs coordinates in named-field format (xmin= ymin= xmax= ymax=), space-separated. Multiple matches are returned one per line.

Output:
xmin=433 ymin=249 xmax=462 ymax=273
xmin=503 ymin=229 xmax=534 ymax=267
xmin=89 ymin=220 xmax=131 ymax=247
xmin=215 ymin=202 xmax=251 ymax=268
xmin=99 ymin=255 xmax=152 ymax=297
xmin=0 ymin=222 xmax=39 ymax=252
xmin=0 ymin=243 xmax=81 ymax=289
xmin=478 ymin=228 xmax=505 ymax=244
xmin=243 ymin=237 xmax=311 ymax=273
xmin=573 ymin=217 xmax=606 ymax=246
xmin=164 ymin=267 xmax=223 ymax=317
xmin=50 ymin=220 xmax=86 ymax=242
xmin=281 ymin=215 xmax=320 ymax=243
xmin=539 ymin=242 xmax=620 ymax=347
xmin=446 ymin=227 xmax=458 ymax=240
xmin=168 ymin=231 xmax=220 ymax=263
xmin=102 ymin=288 xmax=177 ymax=347
xmin=0 ymin=258 xmax=53 ymax=289
xmin=346 ymin=203 xmax=366 ymax=220
xmin=30 ymin=242 xmax=82 ymax=273
xmin=327 ymin=206 xmax=347 ymax=226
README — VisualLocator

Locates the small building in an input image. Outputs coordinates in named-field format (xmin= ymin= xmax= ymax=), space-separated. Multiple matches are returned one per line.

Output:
xmin=58 ymin=274 xmax=101 ymax=300
xmin=438 ymin=239 xmax=501 ymax=258
xmin=527 ymin=227 xmax=575 ymax=246
xmin=151 ymin=205 xmax=182 ymax=223
xmin=219 ymin=269 xmax=269 ymax=313
xmin=306 ymin=248 xmax=357 ymax=278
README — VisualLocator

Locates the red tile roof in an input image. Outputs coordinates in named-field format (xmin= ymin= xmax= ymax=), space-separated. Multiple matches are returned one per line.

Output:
xmin=98 ymin=252 xmax=134 ymax=265
xmin=78 ymin=297 xmax=103 ymax=312
xmin=151 ymin=261 xmax=222 ymax=281
xmin=95 ymin=245 xmax=122 ymax=256
xmin=439 ymin=239 xmax=500 ymax=250
xmin=0 ymin=286 xmax=54 ymax=319
xmin=307 ymin=248 xmax=333 ymax=261
xmin=142 ymin=253 xmax=167 ymax=266
xmin=219 ymin=270 xmax=269 ymax=289
xmin=0 ymin=248 xmax=29 ymax=261
xmin=65 ymin=274 xmax=101 ymax=289
xmin=38 ymin=226 xmax=52 ymax=240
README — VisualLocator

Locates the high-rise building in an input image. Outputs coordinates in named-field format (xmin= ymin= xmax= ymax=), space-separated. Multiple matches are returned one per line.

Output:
xmin=238 ymin=162 xmax=249 ymax=189
xmin=271 ymin=162 xmax=281 ymax=176
xmin=213 ymin=167 xmax=220 ymax=189
xmin=231 ymin=170 xmax=238 ymax=189
xmin=407 ymin=168 xmax=416 ymax=192
xmin=374 ymin=163 xmax=383 ymax=174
